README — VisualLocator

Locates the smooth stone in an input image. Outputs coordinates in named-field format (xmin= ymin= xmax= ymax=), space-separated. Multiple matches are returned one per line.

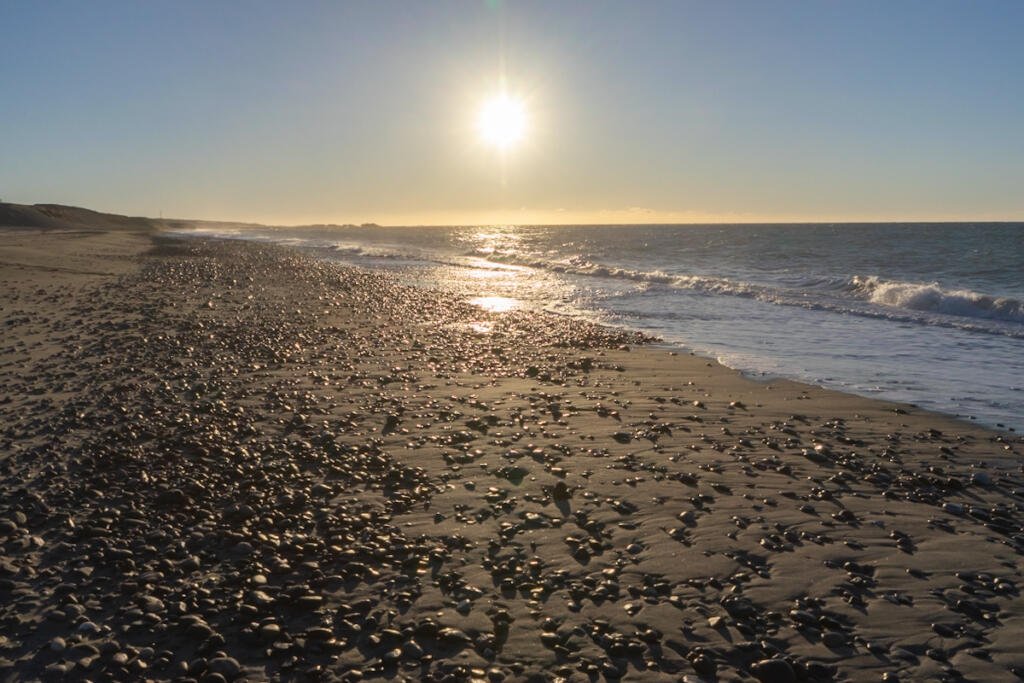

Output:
xmin=822 ymin=632 xmax=848 ymax=648
xmin=139 ymin=596 xmax=165 ymax=613
xmin=248 ymin=590 xmax=274 ymax=606
xmin=305 ymin=627 xmax=333 ymax=642
xmin=971 ymin=471 xmax=993 ymax=486
xmin=750 ymin=657 xmax=796 ymax=683
xmin=186 ymin=622 xmax=214 ymax=640
xmin=42 ymin=663 xmax=68 ymax=681
xmin=206 ymin=656 xmax=241 ymax=679
xmin=77 ymin=621 xmax=100 ymax=635
xmin=402 ymin=640 xmax=425 ymax=658
xmin=70 ymin=643 xmax=100 ymax=658
xmin=437 ymin=627 xmax=470 ymax=644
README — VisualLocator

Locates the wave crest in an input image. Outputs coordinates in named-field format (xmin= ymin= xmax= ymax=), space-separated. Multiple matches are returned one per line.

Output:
xmin=482 ymin=253 xmax=1024 ymax=335
xmin=851 ymin=276 xmax=1024 ymax=324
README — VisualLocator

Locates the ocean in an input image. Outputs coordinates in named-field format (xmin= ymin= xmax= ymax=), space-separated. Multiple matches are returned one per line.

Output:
xmin=173 ymin=222 xmax=1024 ymax=432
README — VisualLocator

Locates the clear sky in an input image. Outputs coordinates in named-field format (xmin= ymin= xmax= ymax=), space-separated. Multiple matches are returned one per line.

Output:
xmin=2 ymin=1 xmax=1022 ymax=225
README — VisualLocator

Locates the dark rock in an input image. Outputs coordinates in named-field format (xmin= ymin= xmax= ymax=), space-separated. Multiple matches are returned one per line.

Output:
xmin=206 ymin=656 xmax=241 ymax=679
xmin=751 ymin=658 xmax=796 ymax=683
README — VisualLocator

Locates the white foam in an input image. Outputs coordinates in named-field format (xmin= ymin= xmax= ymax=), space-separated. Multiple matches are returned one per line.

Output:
xmin=852 ymin=275 xmax=1024 ymax=324
xmin=481 ymin=253 xmax=1024 ymax=337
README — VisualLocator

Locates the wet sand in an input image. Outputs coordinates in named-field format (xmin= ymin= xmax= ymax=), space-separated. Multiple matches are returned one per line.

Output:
xmin=1 ymin=229 xmax=1023 ymax=682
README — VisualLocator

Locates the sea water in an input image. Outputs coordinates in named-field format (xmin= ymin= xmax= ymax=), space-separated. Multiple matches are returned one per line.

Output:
xmin=174 ymin=223 xmax=1024 ymax=432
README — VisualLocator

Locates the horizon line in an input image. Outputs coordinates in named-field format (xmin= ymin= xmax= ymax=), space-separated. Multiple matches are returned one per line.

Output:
xmin=6 ymin=200 xmax=1023 ymax=230
xmin=178 ymin=217 xmax=1024 ymax=229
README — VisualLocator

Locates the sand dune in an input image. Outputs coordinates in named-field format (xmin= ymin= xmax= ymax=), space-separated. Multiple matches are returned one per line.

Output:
xmin=0 ymin=202 xmax=166 ymax=233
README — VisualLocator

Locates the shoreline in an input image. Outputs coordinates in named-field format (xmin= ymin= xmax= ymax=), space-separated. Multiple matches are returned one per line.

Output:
xmin=2 ymin=228 xmax=1023 ymax=681
xmin=166 ymin=224 xmax=1024 ymax=435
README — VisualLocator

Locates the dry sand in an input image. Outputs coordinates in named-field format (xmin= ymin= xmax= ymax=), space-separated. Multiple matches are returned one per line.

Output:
xmin=1 ymin=228 xmax=1022 ymax=682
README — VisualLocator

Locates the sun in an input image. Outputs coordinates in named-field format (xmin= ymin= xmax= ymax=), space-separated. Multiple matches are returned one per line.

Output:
xmin=476 ymin=92 xmax=527 ymax=150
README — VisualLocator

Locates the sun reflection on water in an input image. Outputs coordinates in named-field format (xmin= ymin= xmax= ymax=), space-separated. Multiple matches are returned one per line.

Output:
xmin=469 ymin=296 xmax=519 ymax=312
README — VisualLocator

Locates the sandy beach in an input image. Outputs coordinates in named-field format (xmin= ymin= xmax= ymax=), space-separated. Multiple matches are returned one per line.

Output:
xmin=2 ymin=227 xmax=1023 ymax=682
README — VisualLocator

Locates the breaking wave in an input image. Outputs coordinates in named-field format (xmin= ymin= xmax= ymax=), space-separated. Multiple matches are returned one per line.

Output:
xmin=168 ymin=225 xmax=1024 ymax=337
xmin=479 ymin=252 xmax=1024 ymax=336
xmin=849 ymin=275 xmax=1024 ymax=323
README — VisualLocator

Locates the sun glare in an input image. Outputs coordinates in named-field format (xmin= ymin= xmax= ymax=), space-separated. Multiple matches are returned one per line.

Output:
xmin=476 ymin=92 xmax=527 ymax=150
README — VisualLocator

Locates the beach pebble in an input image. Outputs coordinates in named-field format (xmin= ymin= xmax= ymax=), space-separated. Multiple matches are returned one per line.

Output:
xmin=822 ymin=631 xmax=849 ymax=648
xmin=41 ymin=663 xmax=68 ymax=681
xmin=77 ymin=621 xmax=100 ymax=635
xmin=206 ymin=656 xmax=242 ymax=679
xmin=437 ymin=627 xmax=470 ymax=644
xmin=678 ymin=509 xmax=697 ymax=525
xmin=305 ymin=627 xmax=333 ymax=642
xmin=750 ymin=658 xmax=796 ymax=683
xmin=970 ymin=471 xmax=993 ymax=486
xmin=690 ymin=652 xmax=716 ymax=676
xmin=402 ymin=640 xmax=425 ymax=659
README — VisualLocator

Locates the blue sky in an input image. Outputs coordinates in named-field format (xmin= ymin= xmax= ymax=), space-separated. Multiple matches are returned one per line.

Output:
xmin=1 ymin=1 xmax=1022 ymax=224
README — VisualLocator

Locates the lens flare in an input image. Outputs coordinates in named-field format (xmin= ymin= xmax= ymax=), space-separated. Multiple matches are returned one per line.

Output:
xmin=476 ymin=92 xmax=527 ymax=150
